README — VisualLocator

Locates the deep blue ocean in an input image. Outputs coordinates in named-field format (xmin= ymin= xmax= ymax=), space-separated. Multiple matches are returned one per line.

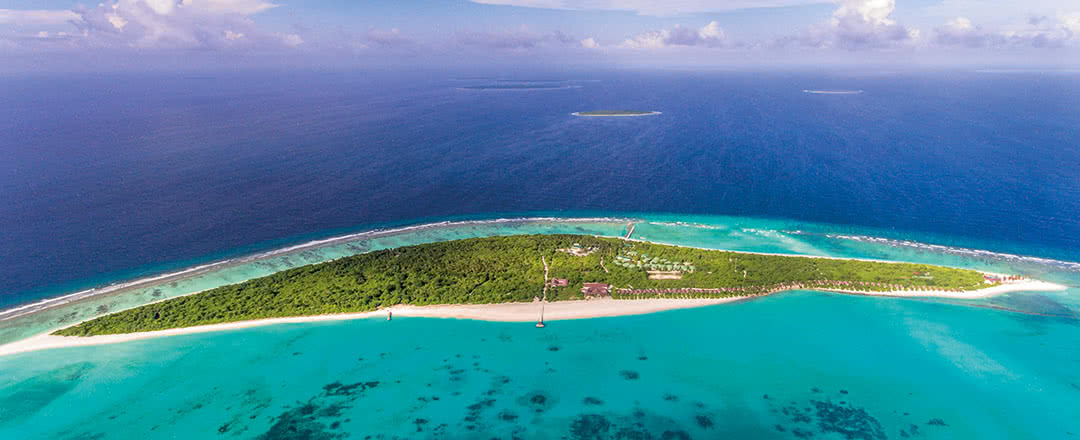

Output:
xmin=2 ymin=69 xmax=1079 ymax=307
xmin=3 ymin=69 xmax=1080 ymax=440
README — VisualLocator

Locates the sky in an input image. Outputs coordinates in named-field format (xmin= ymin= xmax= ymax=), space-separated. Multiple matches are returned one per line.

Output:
xmin=1 ymin=0 xmax=1078 ymax=71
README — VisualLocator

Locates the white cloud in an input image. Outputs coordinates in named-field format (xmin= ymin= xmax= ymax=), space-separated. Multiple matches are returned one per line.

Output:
xmin=180 ymin=0 xmax=279 ymax=15
xmin=622 ymin=29 xmax=667 ymax=49
xmin=143 ymin=0 xmax=177 ymax=15
xmin=279 ymin=33 xmax=303 ymax=47
xmin=934 ymin=14 xmax=1079 ymax=48
xmin=581 ymin=37 xmax=599 ymax=48
xmin=925 ymin=0 xmax=1080 ymax=26
xmin=456 ymin=28 xmax=578 ymax=50
xmin=622 ymin=21 xmax=731 ymax=48
xmin=946 ymin=17 xmax=973 ymax=31
xmin=1060 ymin=12 xmax=1080 ymax=33
xmin=469 ymin=0 xmax=827 ymax=16
xmin=2 ymin=0 xmax=287 ymax=51
xmin=777 ymin=0 xmax=918 ymax=50
xmin=832 ymin=0 xmax=896 ymax=27
xmin=698 ymin=21 xmax=726 ymax=40
xmin=0 ymin=9 xmax=80 ymax=25
xmin=933 ymin=16 xmax=992 ymax=47
xmin=366 ymin=28 xmax=414 ymax=47
xmin=829 ymin=0 xmax=918 ymax=48
xmin=106 ymin=13 xmax=128 ymax=30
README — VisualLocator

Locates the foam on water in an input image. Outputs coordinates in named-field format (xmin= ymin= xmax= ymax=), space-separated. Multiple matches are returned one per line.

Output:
xmin=811 ymin=233 xmax=1080 ymax=272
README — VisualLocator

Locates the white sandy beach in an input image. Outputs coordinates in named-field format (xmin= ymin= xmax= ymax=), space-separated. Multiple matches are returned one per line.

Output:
xmin=0 ymin=277 xmax=1067 ymax=358
xmin=0 ymin=297 xmax=742 ymax=357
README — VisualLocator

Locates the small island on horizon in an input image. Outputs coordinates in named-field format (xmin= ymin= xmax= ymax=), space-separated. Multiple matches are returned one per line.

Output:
xmin=497 ymin=79 xmax=567 ymax=83
xmin=460 ymin=84 xmax=574 ymax=90
xmin=802 ymin=89 xmax=864 ymax=95
xmin=572 ymin=110 xmax=661 ymax=117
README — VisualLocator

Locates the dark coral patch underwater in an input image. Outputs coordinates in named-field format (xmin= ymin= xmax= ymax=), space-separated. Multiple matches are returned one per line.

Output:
xmin=253 ymin=379 xmax=380 ymax=440
xmin=765 ymin=388 xmax=932 ymax=440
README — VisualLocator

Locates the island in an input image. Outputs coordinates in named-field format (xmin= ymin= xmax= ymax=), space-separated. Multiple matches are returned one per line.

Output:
xmin=496 ymin=79 xmax=567 ymax=83
xmin=460 ymin=84 xmax=572 ymax=90
xmin=802 ymin=90 xmax=864 ymax=95
xmin=53 ymin=234 xmax=1017 ymax=337
xmin=572 ymin=110 xmax=661 ymax=117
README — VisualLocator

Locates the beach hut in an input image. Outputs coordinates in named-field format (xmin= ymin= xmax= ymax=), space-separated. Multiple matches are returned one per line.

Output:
xmin=581 ymin=283 xmax=611 ymax=298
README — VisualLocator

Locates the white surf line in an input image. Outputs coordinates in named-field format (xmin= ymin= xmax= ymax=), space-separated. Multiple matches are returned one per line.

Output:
xmin=0 ymin=261 xmax=225 ymax=322
xmin=816 ymin=233 xmax=1080 ymax=272
xmin=0 ymin=216 xmax=638 ymax=321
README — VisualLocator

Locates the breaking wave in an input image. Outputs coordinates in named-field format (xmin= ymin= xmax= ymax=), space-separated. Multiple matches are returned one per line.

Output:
xmin=797 ymin=232 xmax=1080 ymax=272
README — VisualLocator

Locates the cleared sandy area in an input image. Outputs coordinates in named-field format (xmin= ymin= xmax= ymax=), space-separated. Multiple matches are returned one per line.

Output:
xmin=0 ymin=297 xmax=743 ymax=357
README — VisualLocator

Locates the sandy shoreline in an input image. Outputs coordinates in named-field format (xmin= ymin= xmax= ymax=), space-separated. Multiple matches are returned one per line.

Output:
xmin=0 ymin=219 xmax=1070 ymax=359
xmin=4 ymin=216 xmax=1063 ymax=325
xmin=0 ymin=278 xmax=1067 ymax=358
xmin=0 ymin=298 xmax=741 ymax=357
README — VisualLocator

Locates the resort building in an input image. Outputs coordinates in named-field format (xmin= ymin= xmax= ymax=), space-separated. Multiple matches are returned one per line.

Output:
xmin=582 ymin=283 xmax=611 ymax=298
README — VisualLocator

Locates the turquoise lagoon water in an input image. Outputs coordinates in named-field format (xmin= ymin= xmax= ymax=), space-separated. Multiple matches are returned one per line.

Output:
xmin=2 ymin=293 xmax=1078 ymax=439
xmin=1 ymin=214 xmax=1079 ymax=439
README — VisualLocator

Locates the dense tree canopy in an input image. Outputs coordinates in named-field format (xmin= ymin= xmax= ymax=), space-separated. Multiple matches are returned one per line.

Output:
xmin=57 ymin=235 xmax=988 ymax=336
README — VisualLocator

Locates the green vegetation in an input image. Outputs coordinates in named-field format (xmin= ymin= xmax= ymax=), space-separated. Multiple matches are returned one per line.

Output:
xmin=574 ymin=110 xmax=658 ymax=116
xmin=56 ymin=235 xmax=989 ymax=336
